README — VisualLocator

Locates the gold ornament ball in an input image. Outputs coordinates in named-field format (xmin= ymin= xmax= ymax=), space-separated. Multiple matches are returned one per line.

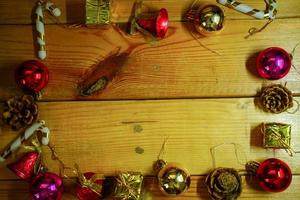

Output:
xmin=157 ymin=163 xmax=191 ymax=196
xmin=195 ymin=4 xmax=225 ymax=36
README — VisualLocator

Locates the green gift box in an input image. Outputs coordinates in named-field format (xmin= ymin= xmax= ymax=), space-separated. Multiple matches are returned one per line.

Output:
xmin=115 ymin=172 xmax=143 ymax=200
xmin=86 ymin=0 xmax=110 ymax=25
xmin=263 ymin=123 xmax=291 ymax=149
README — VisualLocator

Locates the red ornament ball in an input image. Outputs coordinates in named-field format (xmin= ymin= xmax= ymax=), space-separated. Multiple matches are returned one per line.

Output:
xmin=256 ymin=158 xmax=292 ymax=192
xmin=256 ymin=47 xmax=291 ymax=80
xmin=15 ymin=60 xmax=49 ymax=93
xmin=76 ymin=172 xmax=104 ymax=200
xmin=30 ymin=172 xmax=63 ymax=200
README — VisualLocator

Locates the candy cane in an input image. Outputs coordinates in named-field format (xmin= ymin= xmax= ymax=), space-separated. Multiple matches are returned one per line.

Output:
xmin=35 ymin=1 xmax=61 ymax=60
xmin=217 ymin=0 xmax=277 ymax=20
xmin=45 ymin=1 xmax=61 ymax=17
xmin=0 ymin=120 xmax=50 ymax=162
xmin=36 ymin=2 xmax=46 ymax=60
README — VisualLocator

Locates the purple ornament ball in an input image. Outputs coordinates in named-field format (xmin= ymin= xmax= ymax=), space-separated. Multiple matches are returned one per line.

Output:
xmin=30 ymin=172 xmax=63 ymax=200
xmin=256 ymin=47 xmax=291 ymax=80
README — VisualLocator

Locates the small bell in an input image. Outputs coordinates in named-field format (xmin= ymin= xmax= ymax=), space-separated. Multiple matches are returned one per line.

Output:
xmin=154 ymin=159 xmax=190 ymax=196
xmin=7 ymin=151 xmax=40 ymax=181
xmin=130 ymin=1 xmax=168 ymax=38
xmin=186 ymin=4 xmax=225 ymax=36
xmin=247 ymin=158 xmax=292 ymax=192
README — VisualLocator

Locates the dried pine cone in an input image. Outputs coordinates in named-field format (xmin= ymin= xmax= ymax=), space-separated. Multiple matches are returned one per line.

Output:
xmin=2 ymin=95 xmax=38 ymax=130
xmin=206 ymin=168 xmax=242 ymax=200
xmin=260 ymin=84 xmax=293 ymax=114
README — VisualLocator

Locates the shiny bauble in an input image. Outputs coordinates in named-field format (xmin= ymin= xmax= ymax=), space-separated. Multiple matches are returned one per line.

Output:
xmin=15 ymin=60 xmax=49 ymax=93
xmin=194 ymin=4 xmax=225 ymax=36
xmin=137 ymin=8 xmax=169 ymax=38
xmin=256 ymin=47 xmax=291 ymax=80
xmin=157 ymin=162 xmax=191 ymax=196
xmin=256 ymin=158 xmax=292 ymax=192
xmin=7 ymin=152 xmax=40 ymax=181
xmin=30 ymin=172 xmax=63 ymax=200
xmin=76 ymin=172 xmax=104 ymax=200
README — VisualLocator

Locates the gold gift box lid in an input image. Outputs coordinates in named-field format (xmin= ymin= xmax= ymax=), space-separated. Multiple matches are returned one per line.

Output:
xmin=86 ymin=0 xmax=110 ymax=25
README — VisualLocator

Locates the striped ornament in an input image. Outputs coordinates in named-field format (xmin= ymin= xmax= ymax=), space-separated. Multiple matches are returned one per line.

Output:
xmin=36 ymin=3 xmax=46 ymax=60
xmin=217 ymin=0 xmax=277 ymax=20
xmin=0 ymin=120 xmax=50 ymax=162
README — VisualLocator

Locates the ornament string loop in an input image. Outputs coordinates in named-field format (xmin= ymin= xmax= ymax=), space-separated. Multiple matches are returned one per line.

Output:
xmin=245 ymin=19 xmax=273 ymax=39
xmin=290 ymin=43 xmax=300 ymax=76
xmin=210 ymin=143 xmax=248 ymax=169
xmin=157 ymin=137 xmax=169 ymax=161
xmin=286 ymin=99 xmax=300 ymax=114
xmin=47 ymin=143 xmax=73 ymax=177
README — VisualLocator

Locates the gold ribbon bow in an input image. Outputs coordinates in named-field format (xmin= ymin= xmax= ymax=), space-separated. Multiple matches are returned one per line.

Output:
xmin=75 ymin=164 xmax=104 ymax=197
xmin=115 ymin=172 xmax=143 ymax=200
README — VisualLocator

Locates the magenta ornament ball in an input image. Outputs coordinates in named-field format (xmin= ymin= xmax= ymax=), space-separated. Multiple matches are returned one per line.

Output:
xmin=256 ymin=47 xmax=291 ymax=80
xmin=30 ymin=172 xmax=63 ymax=200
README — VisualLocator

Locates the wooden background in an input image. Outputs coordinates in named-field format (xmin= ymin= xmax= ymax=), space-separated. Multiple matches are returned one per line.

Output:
xmin=0 ymin=0 xmax=300 ymax=199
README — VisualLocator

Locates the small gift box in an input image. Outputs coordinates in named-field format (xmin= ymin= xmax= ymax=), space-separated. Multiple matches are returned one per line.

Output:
xmin=86 ymin=0 xmax=110 ymax=26
xmin=115 ymin=172 xmax=143 ymax=200
xmin=263 ymin=123 xmax=291 ymax=149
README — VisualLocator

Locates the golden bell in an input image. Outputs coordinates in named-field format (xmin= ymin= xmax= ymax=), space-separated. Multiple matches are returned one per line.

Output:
xmin=187 ymin=3 xmax=225 ymax=36
xmin=154 ymin=160 xmax=191 ymax=196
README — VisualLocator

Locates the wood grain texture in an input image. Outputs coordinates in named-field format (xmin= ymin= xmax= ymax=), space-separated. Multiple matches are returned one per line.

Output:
xmin=0 ymin=19 xmax=300 ymax=100
xmin=1 ymin=0 xmax=300 ymax=199
xmin=0 ymin=98 xmax=300 ymax=179
xmin=0 ymin=0 xmax=299 ymax=24
xmin=1 ymin=176 xmax=300 ymax=200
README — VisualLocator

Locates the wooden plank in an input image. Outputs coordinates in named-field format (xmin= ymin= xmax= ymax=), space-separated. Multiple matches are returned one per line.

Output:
xmin=0 ymin=19 xmax=300 ymax=100
xmin=0 ymin=98 xmax=299 ymax=179
xmin=1 ymin=175 xmax=300 ymax=199
xmin=0 ymin=0 xmax=299 ymax=24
